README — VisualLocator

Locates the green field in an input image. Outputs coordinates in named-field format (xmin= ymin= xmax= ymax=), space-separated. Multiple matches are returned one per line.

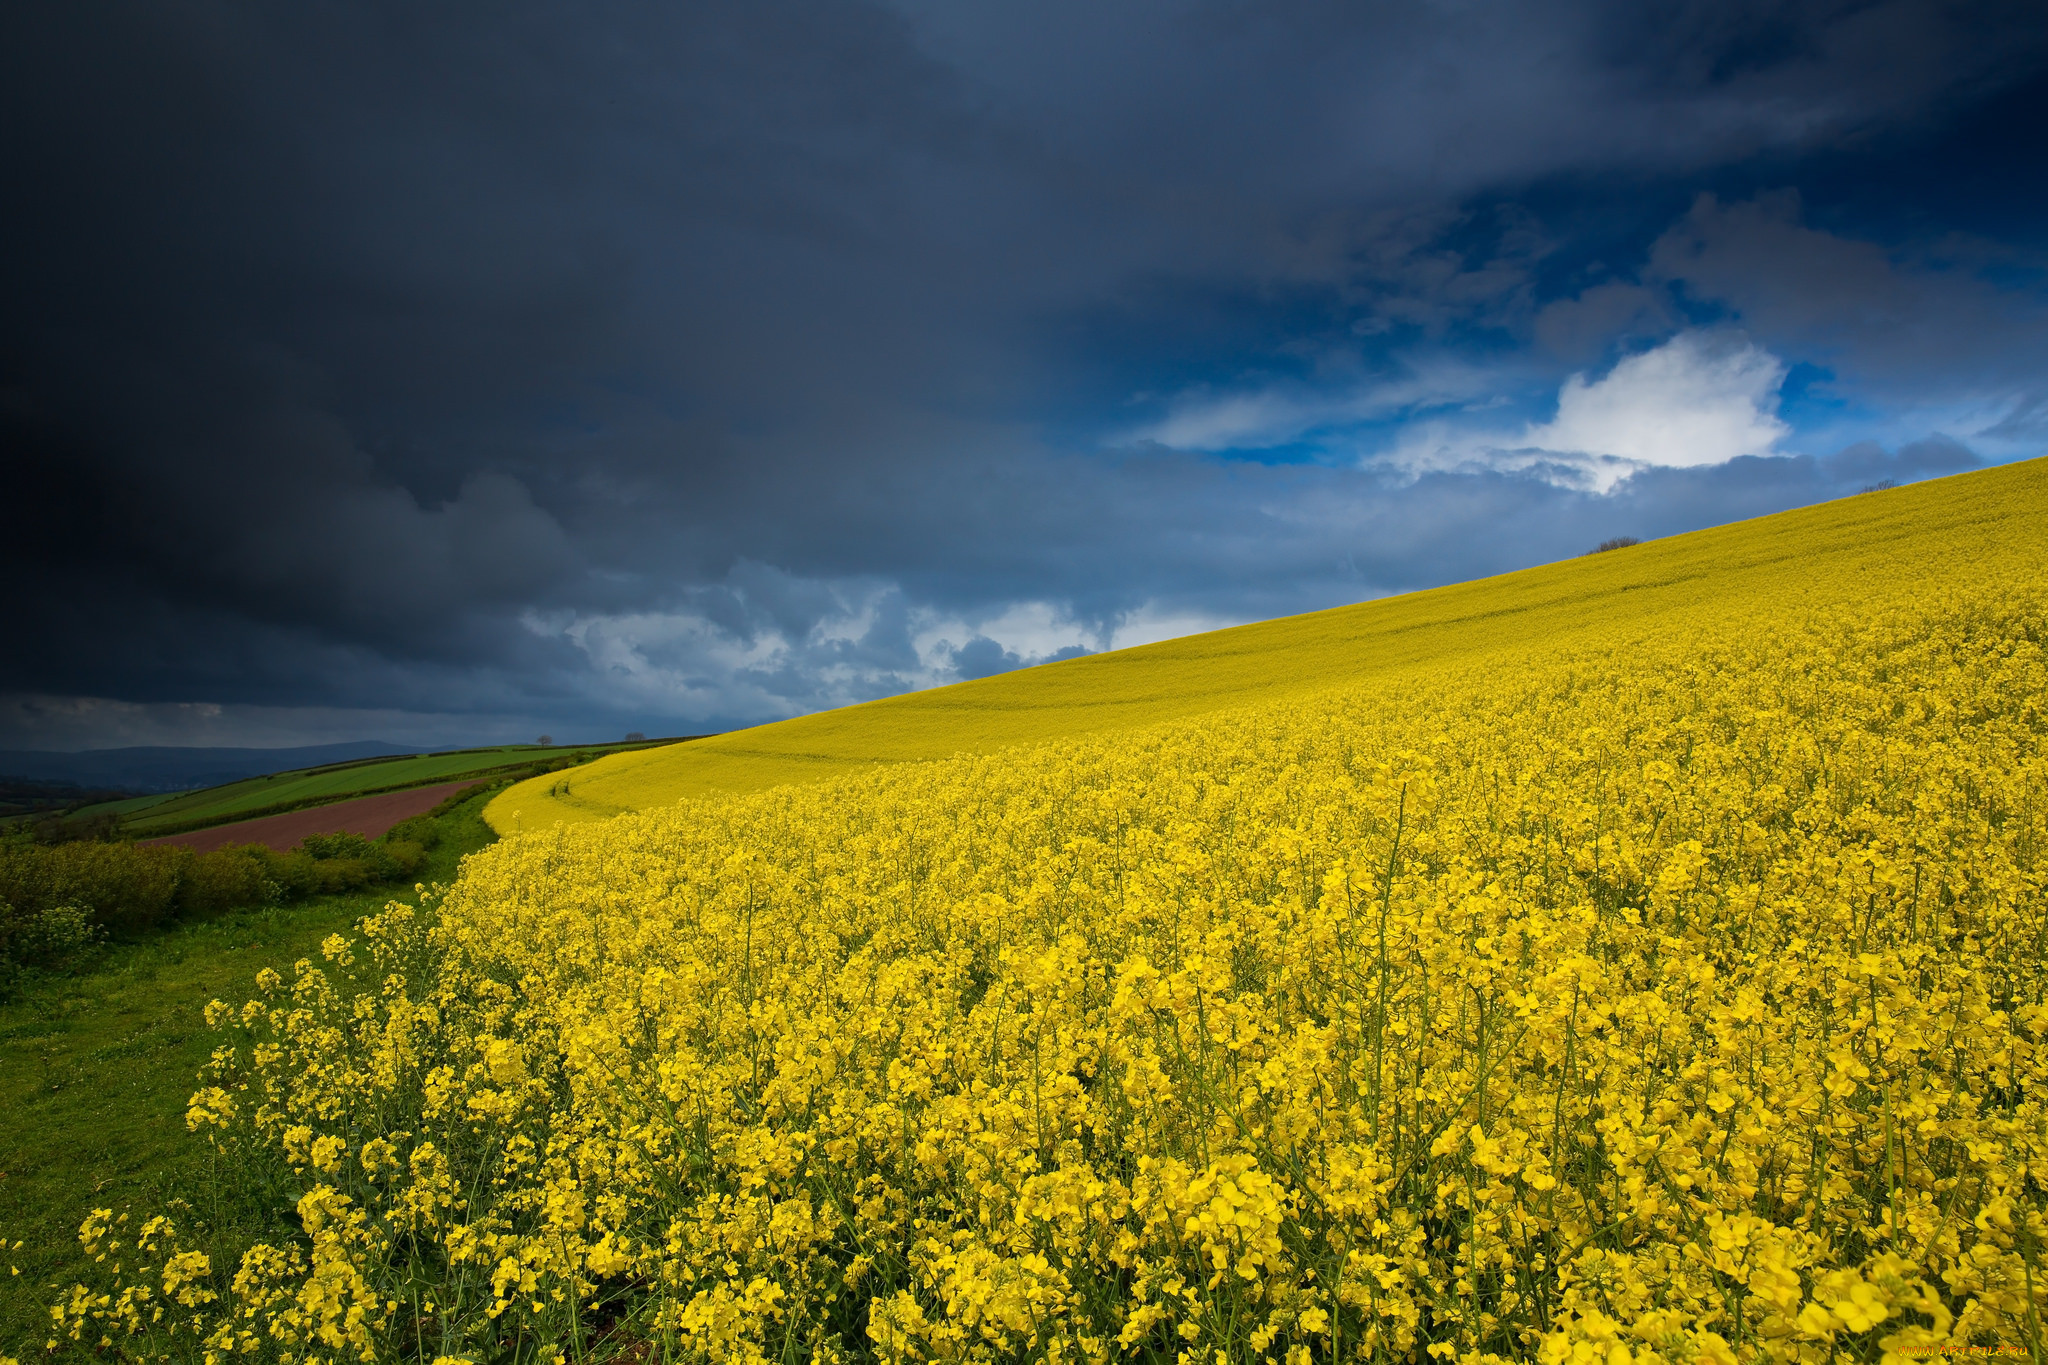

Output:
xmin=69 ymin=791 xmax=182 ymax=819
xmin=0 ymin=788 xmax=503 ymax=1356
xmin=64 ymin=738 xmax=686 ymax=839
xmin=488 ymin=456 xmax=2048 ymax=831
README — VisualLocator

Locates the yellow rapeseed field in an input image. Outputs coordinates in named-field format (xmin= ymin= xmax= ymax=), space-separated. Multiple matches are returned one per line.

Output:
xmin=486 ymin=457 xmax=2047 ymax=830
xmin=47 ymin=460 xmax=2048 ymax=1365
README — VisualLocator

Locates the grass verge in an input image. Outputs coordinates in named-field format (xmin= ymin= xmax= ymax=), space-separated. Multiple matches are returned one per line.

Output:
xmin=0 ymin=788 xmax=499 ymax=1355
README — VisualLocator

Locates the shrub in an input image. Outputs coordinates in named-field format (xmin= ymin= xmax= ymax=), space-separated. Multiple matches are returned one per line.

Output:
xmin=0 ymin=897 xmax=104 ymax=991
xmin=17 ymin=903 xmax=101 ymax=968
xmin=0 ymin=841 xmax=185 ymax=936
xmin=307 ymin=857 xmax=371 ymax=895
xmin=382 ymin=839 xmax=428 ymax=877
xmin=175 ymin=845 xmax=277 ymax=917
xmin=384 ymin=815 xmax=441 ymax=851
xmin=1588 ymin=534 xmax=1640 ymax=553
xmin=0 ymin=804 xmax=457 ymax=955
xmin=299 ymin=831 xmax=377 ymax=861
xmin=263 ymin=849 xmax=324 ymax=900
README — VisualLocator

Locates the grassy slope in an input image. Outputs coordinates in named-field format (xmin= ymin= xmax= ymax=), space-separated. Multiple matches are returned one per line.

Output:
xmin=103 ymin=740 xmax=660 ymax=837
xmin=113 ymin=747 xmax=547 ymax=833
xmin=489 ymin=456 xmax=2048 ymax=833
xmin=0 ymin=791 xmax=500 ymax=1354
xmin=55 ymin=792 xmax=177 ymax=820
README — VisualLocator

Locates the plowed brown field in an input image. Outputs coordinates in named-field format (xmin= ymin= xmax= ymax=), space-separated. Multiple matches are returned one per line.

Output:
xmin=143 ymin=780 xmax=476 ymax=854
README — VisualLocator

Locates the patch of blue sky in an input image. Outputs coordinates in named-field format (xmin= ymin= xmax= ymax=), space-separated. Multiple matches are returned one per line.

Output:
xmin=1774 ymin=362 xmax=1844 ymax=425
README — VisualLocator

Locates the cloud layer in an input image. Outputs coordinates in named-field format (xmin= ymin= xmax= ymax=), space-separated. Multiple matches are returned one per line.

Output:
xmin=1 ymin=0 xmax=2044 ymax=747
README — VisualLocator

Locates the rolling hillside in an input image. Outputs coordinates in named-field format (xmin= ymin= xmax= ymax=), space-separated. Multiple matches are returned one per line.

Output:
xmin=150 ymin=448 xmax=2048 ymax=1363
xmin=116 ymin=745 xmax=570 ymax=836
xmin=42 ymin=739 xmax=681 ymax=839
xmin=487 ymin=455 xmax=2048 ymax=832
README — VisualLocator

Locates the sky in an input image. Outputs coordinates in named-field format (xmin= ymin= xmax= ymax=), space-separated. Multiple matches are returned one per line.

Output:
xmin=3 ymin=0 xmax=2045 ymax=751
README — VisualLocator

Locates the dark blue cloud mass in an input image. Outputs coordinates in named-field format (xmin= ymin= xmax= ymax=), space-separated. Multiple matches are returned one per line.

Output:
xmin=1 ymin=0 xmax=2044 ymax=749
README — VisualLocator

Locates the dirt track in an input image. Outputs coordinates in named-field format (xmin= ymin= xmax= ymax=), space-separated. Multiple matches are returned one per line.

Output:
xmin=144 ymin=780 xmax=477 ymax=854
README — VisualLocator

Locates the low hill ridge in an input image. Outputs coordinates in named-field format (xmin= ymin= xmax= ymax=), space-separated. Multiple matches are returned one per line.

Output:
xmin=486 ymin=457 xmax=2048 ymax=833
xmin=0 ymin=741 xmax=416 ymax=793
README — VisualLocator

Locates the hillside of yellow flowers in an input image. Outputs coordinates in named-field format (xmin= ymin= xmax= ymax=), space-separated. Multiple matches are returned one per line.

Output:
xmin=487 ymin=457 xmax=2046 ymax=832
xmin=45 ymin=459 xmax=2048 ymax=1365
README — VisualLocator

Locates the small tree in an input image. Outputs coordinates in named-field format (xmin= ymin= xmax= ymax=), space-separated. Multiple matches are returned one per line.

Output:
xmin=535 ymin=734 xmax=554 ymax=746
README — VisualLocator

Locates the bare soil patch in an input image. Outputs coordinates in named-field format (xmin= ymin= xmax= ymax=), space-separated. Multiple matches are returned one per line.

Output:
xmin=143 ymin=781 xmax=476 ymax=853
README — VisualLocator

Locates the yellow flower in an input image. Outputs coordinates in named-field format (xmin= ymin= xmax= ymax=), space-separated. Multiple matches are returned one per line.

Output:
xmin=483 ymin=1038 xmax=527 ymax=1085
xmin=44 ymin=481 xmax=2048 ymax=1365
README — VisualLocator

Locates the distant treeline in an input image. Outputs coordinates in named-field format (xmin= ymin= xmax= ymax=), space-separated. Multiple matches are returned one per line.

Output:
xmin=0 ymin=777 xmax=140 ymax=824
xmin=0 ymin=809 xmax=453 ymax=990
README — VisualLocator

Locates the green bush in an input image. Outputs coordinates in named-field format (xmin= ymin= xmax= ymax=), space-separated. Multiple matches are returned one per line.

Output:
xmin=17 ymin=903 xmax=101 ymax=968
xmin=0 ymin=842 xmax=185 ymax=935
xmin=0 ymin=897 xmax=106 ymax=991
xmin=256 ymin=849 xmax=316 ymax=900
xmin=299 ymin=831 xmax=376 ymax=861
xmin=384 ymin=815 xmax=441 ymax=850
xmin=311 ymin=858 xmax=375 ymax=895
xmin=384 ymin=839 xmax=428 ymax=877
xmin=0 ymin=808 xmax=452 ymax=972
xmin=175 ymin=846 xmax=276 ymax=917
xmin=299 ymin=832 xmax=416 ymax=888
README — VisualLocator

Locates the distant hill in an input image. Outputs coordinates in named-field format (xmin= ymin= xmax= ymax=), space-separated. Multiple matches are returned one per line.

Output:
xmin=0 ymin=741 xmax=418 ymax=794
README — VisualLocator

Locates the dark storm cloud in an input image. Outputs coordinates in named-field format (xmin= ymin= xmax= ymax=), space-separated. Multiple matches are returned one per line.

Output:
xmin=1646 ymin=192 xmax=2048 ymax=387
xmin=2 ymin=0 xmax=2045 ymax=746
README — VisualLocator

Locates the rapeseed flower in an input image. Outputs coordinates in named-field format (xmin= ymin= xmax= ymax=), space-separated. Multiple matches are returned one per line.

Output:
xmin=47 ymin=499 xmax=2048 ymax=1362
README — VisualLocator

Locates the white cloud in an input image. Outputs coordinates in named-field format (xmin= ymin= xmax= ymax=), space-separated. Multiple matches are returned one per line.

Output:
xmin=1128 ymin=333 xmax=1790 ymax=494
xmin=526 ymin=579 xmax=1254 ymax=726
xmin=912 ymin=600 xmax=1096 ymax=664
xmin=531 ymin=581 xmax=1109 ymax=725
xmin=1524 ymin=331 xmax=1789 ymax=473
xmin=532 ymin=599 xmax=915 ymax=726
xmin=1383 ymin=330 xmax=1793 ymax=492
xmin=919 ymin=598 xmax=1241 ymax=662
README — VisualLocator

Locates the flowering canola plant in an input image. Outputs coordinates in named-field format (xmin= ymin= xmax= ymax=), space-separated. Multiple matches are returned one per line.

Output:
xmin=50 ymin=470 xmax=2048 ymax=1364
xmin=485 ymin=460 xmax=2045 ymax=828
